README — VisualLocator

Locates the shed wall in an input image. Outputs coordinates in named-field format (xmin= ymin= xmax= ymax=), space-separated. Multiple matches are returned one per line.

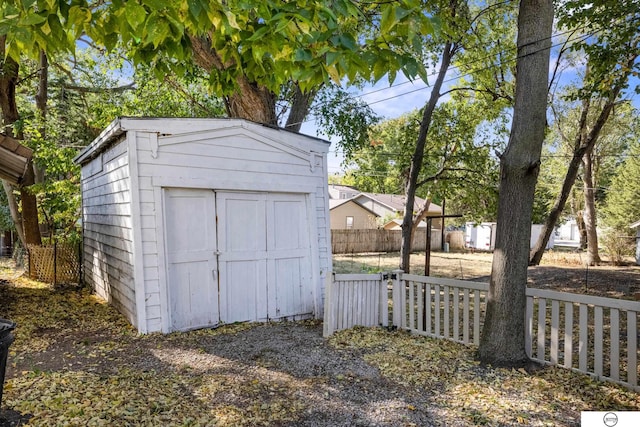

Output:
xmin=80 ymin=139 xmax=137 ymax=326
xmin=132 ymin=129 xmax=331 ymax=333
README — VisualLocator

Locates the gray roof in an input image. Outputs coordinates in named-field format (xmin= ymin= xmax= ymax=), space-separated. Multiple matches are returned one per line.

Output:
xmin=358 ymin=192 xmax=442 ymax=214
xmin=0 ymin=134 xmax=33 ymax=185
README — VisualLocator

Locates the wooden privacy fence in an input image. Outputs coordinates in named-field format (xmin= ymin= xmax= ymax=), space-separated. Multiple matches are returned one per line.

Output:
xmin=27 ymin=242 xmax=81 ymax=285
xmin=325 ymin=272 xmax=640 ymax=391
xmin=332 ymin=229 xmax=442 ymax=254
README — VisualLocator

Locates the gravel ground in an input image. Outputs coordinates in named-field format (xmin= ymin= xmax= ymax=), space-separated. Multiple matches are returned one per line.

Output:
xmin=141 ymin=322 xmax=441 ymax=427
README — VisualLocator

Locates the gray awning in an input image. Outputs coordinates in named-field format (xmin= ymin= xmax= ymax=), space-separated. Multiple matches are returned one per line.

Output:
xmin=0 ymin=134 xmax=33 ymax=185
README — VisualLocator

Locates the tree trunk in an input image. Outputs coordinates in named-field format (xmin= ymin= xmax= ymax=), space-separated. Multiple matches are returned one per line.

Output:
xmin=34 ymin=50 xmax=48 ymax=184
xmin=400 ymin=42 xmax=453 ymax=272
xmin=582 ymin=147 xmax=600 ymax=265
xmin=576 ymin=211 xmax=587 ymax=249
xmin=529 ymin=82 xmax=625 ymax=265
xmin=226 ymin=76 xmax=278 ymax=125
xmin=285 ymin=84 xmax=316 ymax=132
xmin=1 ymin=181 xmax=25 ymax=248
xmin=0 ymin=45 xmax=20 ymax=133
xmin=478 ymin=0 xmax=553 ymax=367
xmin=0 ymin=36 xmax=42 ymax=248
xmin=20 ymin=163 xmax=42 ymax=246
xmin=189 ymin=34 xmax=314 ymax=128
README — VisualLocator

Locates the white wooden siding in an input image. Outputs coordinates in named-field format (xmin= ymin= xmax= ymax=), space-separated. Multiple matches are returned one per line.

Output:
xmin=133 ymin=125 xmax=330 ymax=332
xmin=78 ymin=118 xmax=331 ymax=334
xmin=81 ymin=141 xmax=137 ymax=327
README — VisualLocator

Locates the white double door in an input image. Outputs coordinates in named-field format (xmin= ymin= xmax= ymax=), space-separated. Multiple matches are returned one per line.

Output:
xmin=164 ymin=188 xmax=313 ymax=331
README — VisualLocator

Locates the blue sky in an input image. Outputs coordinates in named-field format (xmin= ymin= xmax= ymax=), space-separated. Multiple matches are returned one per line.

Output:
xmin=300 ymin=75 xmax=432 ymax=175
xmin=304 ymin=57 xmax=640 ymax=176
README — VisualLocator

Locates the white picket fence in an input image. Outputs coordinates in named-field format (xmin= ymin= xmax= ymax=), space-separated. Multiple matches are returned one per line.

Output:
xmin=324 ymin=271 xmax=640 ymax=391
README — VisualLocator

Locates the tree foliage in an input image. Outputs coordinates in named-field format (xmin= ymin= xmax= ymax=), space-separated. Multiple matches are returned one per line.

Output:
xmin=0 ymin=1 xmax=437 ymax=91
xmin=344 ymin=101 xmax=504 ymax=222
xmin=601 ymin=137 xmax=640 ymax=232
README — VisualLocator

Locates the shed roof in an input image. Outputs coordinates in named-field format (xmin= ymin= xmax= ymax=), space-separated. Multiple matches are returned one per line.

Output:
xmin=74 ymin=117 xmax=330 ymax=165
xmin=0 ymin=134 xmax=33 ymax=185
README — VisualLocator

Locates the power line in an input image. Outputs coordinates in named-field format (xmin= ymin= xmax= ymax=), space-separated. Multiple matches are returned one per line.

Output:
xmin=290 ymin=13 xmax=638 ymax=130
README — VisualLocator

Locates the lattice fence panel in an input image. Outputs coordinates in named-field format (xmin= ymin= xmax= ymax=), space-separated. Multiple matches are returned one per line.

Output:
xmin=27 ymin=243 xmax=80 ymax=284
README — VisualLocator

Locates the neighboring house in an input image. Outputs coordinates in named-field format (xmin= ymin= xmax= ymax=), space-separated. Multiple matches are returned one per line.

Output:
xmin=328 ymin=184 xmax=360 ymax=200
xmin=382 ymin=219 xmax=427 ymax=230
xmin=354 ymin=192 xmax=443 ymax=229
xmin=630 ymin=220 xmax=640 ymax=265
xmin=329 ymin=199 xmax=379 ymax=230
xmin=75 ymin=117 xmax=331 ymax=333
xmin=555 ymin=218 xmax=580 ymax=247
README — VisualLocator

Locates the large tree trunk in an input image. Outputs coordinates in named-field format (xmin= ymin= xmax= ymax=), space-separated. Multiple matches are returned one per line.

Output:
xmin=478 ymin=0 xmax=553 ymax=367
xmin=19 ymin=164 xmax=42 ymax=246
xmin=189 ymin=34 xmax=313 ymax=128
xmin=399 ymin=42 xmax=453 ymax=272
xmin=0 ymin=36 xmax=42 ymax=248
xmin=582 ymin=147 xmax=600 ymax=265
xmin=34 ymin=50 xmax=48 ymax=184
xmin=285 ymin=84 xmax=317 ymax=132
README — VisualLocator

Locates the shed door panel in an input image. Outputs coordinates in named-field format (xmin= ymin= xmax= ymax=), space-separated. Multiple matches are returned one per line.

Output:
xmin=216 ymin=192 xmax=268 ymax=323
xmin=266 ymin=194 xmax=313 ymax=318
xmin=165 ymin=188 xmax=219 ymax=331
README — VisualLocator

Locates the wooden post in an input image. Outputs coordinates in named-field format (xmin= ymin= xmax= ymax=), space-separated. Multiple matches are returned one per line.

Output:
xmin=323 ymin=273 xmax=335 ymax=337
xmin=424 ymin=218 xmax=432 ymax=276
xmin=53 ymin=241 xmax=57 ymax=287
xmin=391 ymin=269 xmax=403 ymax=328
xmin=441 ymin=199 xmax=446 ymax=251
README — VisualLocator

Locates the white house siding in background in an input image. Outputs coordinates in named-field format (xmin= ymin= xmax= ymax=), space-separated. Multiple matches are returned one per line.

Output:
xmin=465 ymin=222 xmax=555 ymax=250
xmin=75 ymin=118 xmax=332 ymax=333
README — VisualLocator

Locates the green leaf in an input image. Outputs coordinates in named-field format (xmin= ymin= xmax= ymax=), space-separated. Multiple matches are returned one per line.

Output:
xmin=144 ymin=14 xmax=170 ymax=48
xmin=395 ymin=6 xmax=411 ymax=21
xmin=125 ymin=2 xmax=147 ymax=31
xmin=67 ymin=6 xmax=91 ymax=27
xmin=326 ymin=51 xmax=340 ymax=66
xmin=339 ymin=34 xmax=357 ymax=51
xmin=380 ymin=5 xmax=396 ymax=34
xmin=294 ymin=48 xmax=312 ymax=62
xmin=19 ymin=13 xmax=47 ymax=26
xmin=188 ymin=0 xmax=203 ymax=19
xmin=142 ymin=0 xmax=166 ymax=11
xmin=224 ymin=10 xmax=240 ymax=30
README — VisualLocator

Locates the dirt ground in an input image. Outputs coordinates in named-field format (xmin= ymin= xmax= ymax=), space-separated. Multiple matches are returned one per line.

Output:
xmin=333 ymin=250 xmax=640 ymax=300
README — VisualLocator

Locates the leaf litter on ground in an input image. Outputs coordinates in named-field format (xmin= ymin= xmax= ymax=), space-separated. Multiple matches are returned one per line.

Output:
xmin=1 ymin=273 xmax=639 ymax=426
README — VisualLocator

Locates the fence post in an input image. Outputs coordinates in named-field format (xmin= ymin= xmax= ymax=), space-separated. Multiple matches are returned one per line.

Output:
xmin=323 ymin=273 xmax=335 ymax=337
xmin=392 ymin=269 xmax=404 ymax=328
xmin=53 ymin=241 xmax=57 ymax=287
xmin=380 ymin=272 xmax=389 ymax=327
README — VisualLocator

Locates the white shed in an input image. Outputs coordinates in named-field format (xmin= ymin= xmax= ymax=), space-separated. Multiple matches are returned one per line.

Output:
xmin=74 ymin=117 xmax=332 ymax=333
